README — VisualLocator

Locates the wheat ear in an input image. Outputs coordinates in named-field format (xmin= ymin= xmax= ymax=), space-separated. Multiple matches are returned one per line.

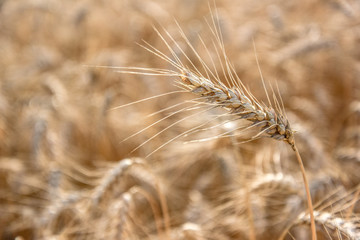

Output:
xmin=298 ymin=211 xmax=360 ymax=239
xmin=178 ymin=70 xmax=295 ymax=147
xmin=112 ymin=17 xmax=316 ymax=238
xmin=179 ymin=70 xmax=316 ymax=239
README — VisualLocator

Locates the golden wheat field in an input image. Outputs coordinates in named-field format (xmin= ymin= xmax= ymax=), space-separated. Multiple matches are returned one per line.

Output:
xmin=0 ymin=0 xmax=359 ymax=239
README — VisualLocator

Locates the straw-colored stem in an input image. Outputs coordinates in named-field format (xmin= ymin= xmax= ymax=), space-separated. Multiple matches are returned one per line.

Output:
xmin=293 ymin=144 xmax=317 ymax=240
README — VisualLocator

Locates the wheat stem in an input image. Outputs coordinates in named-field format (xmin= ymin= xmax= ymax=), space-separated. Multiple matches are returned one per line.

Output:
xmin=293 ymin=144 xmax=317 ymax=240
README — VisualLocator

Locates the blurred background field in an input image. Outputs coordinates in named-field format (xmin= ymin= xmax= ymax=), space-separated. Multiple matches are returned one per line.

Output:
xmin=0 ymin=0 xmax=359 ymax=239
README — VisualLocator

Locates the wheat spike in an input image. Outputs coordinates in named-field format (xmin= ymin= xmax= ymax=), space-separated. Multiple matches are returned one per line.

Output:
xmin=298 ymin=211 xmax=360 ymax=240
xmin=113 ymin=20 xmax=316 ymax=238
xmin=91 ymin=158 xmax=143 ymax=206
xmin=178 ymin=70 xmax=295 ymax=148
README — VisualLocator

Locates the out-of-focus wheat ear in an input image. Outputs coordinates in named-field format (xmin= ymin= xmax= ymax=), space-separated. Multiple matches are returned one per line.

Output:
xmin=297 ymin=211 xmax=360 ymax=239
xmin=103 ymin=193 xmax=132 ymax=240
xmin=272 ymin=34 xmax=334 ymax=65
xmin=250 ymin=173 xmax=302 ymax=228
xmin=282 ymin=184 xmax=360 ymax=239
xmin=40 ymin=193 xmax=82 ymax=230
xmin=97 ymin=188 xmax=165 ymax=240
xmin=91 ymin=158 xmax=142 ymax=206
xmin=90 ymin=158 xmax=171 ymax=239
xmin=250 ymin=173 xmax=299 ymax=193
xmin=179 ymin=222 xmax=205 ymax=240
xmin=211 ymin=187 xmax=265 ymax=239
